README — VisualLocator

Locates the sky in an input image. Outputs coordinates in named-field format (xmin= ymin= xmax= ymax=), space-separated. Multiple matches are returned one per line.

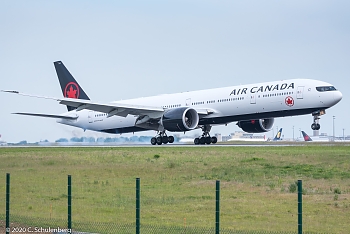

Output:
xmin=1 ymin=0 xmax=349 ymax=143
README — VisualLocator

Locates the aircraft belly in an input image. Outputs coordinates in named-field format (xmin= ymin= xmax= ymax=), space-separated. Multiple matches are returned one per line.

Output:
xmin=84 ymin=115 xmax=137 ymax=131
xmin=199 ymin=106 xmax=325 ymax=125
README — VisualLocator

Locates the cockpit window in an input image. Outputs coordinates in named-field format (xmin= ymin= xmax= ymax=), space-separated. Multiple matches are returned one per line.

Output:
xmin=316 ymin=86 xmax=337 ymax=92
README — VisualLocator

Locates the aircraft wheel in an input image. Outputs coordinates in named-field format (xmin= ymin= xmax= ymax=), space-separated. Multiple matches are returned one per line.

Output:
xmin=156 ymin=137 xmax=163 ymax=145
xmin=168 ymin=136 xmax=174 ymax=143
xmin=316 ymin=124 xmax=320 ymax=130
xmin=194 ymin=138 xmax=200 ymax=145
xmin=199 ymin=137 xmax=206 ymax=144
xmin=211 ymin=136 xmax=217 ymax=144
xmin=205 ymin=136 xmax=212 ymax=144
xmin=311 ymin=123 xmax=316 ymax=130
xmin=162 ymin=136 xmax=169 ymax=144
xmin=151 ymin=137 xmax=157 ymax=145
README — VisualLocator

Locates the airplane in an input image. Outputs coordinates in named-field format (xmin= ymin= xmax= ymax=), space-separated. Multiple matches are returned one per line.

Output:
xmin=0 ymin=134 xmax=7 ymax=146
xmin=228 ymin=128 xmax=282 ymax=142
xmin=2 ymin=61 xmax=343 ymax=145
xmin=301 ymin=131 xmax=329 ymax=142
xmin=301 ymin=131 xmax=350 ymax=142
xmin=272 ymin=128 xmax=283 ymax=141
xmin=179 ymin=138 xmax=196 ymax=144
xmin=227 ymin=134 xmax=266 ymax=142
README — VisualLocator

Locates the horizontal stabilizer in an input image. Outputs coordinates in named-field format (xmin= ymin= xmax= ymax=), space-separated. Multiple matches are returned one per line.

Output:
xmin=13 ymin=112 xmax=78 ymax=120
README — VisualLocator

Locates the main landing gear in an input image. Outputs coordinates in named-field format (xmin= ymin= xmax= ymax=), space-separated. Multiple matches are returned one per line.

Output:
xmin=311 ymin=110 xmax=325 ymax=130
xmin=151 ymin=131 xmax=174 ymax=145
xmin=194 ymin=125 xmax=217 ymax=145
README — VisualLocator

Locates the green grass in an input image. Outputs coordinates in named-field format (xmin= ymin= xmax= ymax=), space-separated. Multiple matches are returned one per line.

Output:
xmin=0 ymin=146 xmax=350 ymax=233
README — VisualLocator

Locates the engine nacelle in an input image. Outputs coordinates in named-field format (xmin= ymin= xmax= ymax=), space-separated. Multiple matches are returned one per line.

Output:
xmin=161 ymin=107 xmax=199 ymax=132
xmin=237 ymin=118 xmax=274 ymax=133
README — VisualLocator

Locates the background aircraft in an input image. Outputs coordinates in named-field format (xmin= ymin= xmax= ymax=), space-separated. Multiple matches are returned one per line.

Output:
xmin=301 ymin=131 xmax=329 ymax=142
xmin=272 ymin=128 xmax=283 ymax=141
xmin=0 ymin=134 xmax=7 ymax=146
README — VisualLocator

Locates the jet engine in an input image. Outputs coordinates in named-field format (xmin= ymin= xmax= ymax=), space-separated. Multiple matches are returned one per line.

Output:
xmin=237 ymin=118 xmax=274 ymax=133
xmin=161 ymin=107 xmax=199 ymax=132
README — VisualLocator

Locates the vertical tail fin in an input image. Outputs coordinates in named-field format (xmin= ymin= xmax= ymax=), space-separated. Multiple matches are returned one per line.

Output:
xmin=273 ymin=128 xmax=282 ymax=141
xmin=301 ymin=131 xmax=313 ymax=141
xmin=54 ymin=61 xmax=90 ymax=111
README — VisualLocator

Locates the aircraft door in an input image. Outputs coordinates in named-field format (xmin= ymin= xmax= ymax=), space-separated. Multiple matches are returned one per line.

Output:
xmin=250 ymin=94 xmax=256 ymax=104
xmin=88 ymin=111 xmax=93 ymax=123
xmin=297 ymin=86 xmax=304 ymax=99
xmin=186 ymin=98 xmax=191 ymax=106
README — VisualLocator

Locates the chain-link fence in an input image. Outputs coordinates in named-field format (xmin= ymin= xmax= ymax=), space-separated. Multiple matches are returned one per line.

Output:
xmin=1 ymin=214 xmax=326 ymax=234
xmin=1 ymin=174 xmax=339 ymax=234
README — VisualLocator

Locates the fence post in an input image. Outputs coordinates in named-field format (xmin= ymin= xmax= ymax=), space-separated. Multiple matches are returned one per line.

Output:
xmin=68 ymin=175 xmax=72 ymax=234
xmin=136 ymin=178 xmax=140 ymax=234
xmin=6 ymin=173 xmax=10 ymax=234
xmin=216 ymin=180 xmax=220 ymax=234
xmin=298 ymin=180 xmax=302 ymax=234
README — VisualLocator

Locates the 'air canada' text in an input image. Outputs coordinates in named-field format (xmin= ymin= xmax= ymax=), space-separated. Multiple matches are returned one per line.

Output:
xmin=230 ymin=83 xmax=295 ymax=96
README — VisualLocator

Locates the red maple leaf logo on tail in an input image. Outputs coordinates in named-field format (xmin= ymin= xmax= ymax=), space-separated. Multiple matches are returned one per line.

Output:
xmin=66 ymin=86 xmax=77 ymax=98
xmin=64 ymin=82 xmax=80 ymax=99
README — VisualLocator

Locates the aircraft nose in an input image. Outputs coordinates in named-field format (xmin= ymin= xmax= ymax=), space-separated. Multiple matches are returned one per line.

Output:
xmin=334 ymin=91 xmax=343 ymax=104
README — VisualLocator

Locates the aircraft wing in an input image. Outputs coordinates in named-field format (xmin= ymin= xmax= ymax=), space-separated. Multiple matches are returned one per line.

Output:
xmin=13 ymin=113 xmax=78 ymax=120
xmin=2 ymin=90 xmax=216 ymax=119
xmin=2 ymin=90 xmax=165 ymax=118
xmin=59 ymin=98 xmax=164 ymax=118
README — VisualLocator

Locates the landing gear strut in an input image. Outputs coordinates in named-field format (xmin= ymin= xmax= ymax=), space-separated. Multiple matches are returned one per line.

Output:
xmin=194 ymin=125 xmax=217 ymax=145
xmin=311 ymin=110 xmax=324 ymax=130
xmin=151 ymin=131 xmax=174 ymax=145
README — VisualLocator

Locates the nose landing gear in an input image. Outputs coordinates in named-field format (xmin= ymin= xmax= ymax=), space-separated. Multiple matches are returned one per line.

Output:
xmin=311 ymin=110 xmax=325 ymax=131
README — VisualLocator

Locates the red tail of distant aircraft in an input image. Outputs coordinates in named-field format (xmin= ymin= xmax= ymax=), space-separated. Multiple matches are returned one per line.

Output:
xmin=301 ymin=131 xmax=313 ymax=141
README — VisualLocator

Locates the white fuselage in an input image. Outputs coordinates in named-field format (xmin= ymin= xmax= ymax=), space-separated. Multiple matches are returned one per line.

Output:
xmin=57 ymin=79 xmax=342 ymax=134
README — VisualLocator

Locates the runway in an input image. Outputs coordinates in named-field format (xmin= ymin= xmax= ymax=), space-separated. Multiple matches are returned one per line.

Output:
xmin=2 ymin=141 xmax=349 ymax=147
